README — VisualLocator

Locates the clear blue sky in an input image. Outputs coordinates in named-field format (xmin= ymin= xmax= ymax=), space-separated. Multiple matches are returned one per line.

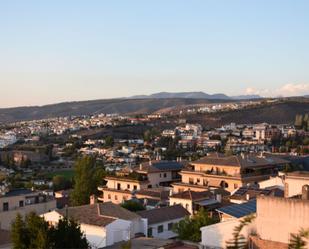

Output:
xmin=1 ymin=0 xmax=309 ymax=107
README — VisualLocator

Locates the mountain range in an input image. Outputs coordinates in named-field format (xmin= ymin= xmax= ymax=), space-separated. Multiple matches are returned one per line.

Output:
xmin=0 ymin=92 xmax=308 ymax=124
xmin=128 ymin=91 xmax=261 ymax=100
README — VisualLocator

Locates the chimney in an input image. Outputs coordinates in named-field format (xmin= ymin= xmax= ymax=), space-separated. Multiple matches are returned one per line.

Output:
xmin=216 ymin=194 xmax=222 ymax=203
xmin=90 ymin=195 xmax=97 ymax=205
xmin=139 ymin=164 xmax=143 ymax=170
xmin=302 ymin=185 xmax=309 ymax=200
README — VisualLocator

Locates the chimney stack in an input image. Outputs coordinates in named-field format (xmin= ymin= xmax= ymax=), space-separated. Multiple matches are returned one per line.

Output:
xmin=90 ymin=195 xmax=97 ymax=205
xmin=302 ymin=185 xmax=309 ymax=200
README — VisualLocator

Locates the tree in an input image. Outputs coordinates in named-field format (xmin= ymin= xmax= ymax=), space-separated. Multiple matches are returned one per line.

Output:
xmin=121 ymin=200 xmax=145 ymax=212
xmin=144 ymin=128 xmax=160 ymax=142
xmin=11 ymin=213 xmax=28 ymax=249
xmin=105 ymin=136 xmax=114 ymax=147
xmin=226 ymin=214 xmax=255 ymax=249
xmin=49 ymin=217 xmax=89 ymax=249
xmin=52 ymin=175 xmax=72 ymax=191
xmin=289 ymin=228 xmax=309 ymax=249
xmin=11 ymin=212 xmax=50 ymax=249
xmin=71 ymin=156 xmax=105 ymax=206
xmin=173 ymin=208 xmax=218 ymax=242
xmin=11 ymin=213 xmax=89 ymax=249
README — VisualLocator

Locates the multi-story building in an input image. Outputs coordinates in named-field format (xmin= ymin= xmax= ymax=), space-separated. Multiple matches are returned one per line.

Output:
xmin=172 ymin=153 xmax=289 ymax=193
xmin=0 ymin=189 xmax=56 ymax=230
xmin=98 ymin=160 xmax=184 ymax=204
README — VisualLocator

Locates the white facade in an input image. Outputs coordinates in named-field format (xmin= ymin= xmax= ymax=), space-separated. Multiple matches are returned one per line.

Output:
xmin=42 ymin=211 xmax=147 ymax=248
xmin=200 ymin=218 xmax=256 ymax=248
xmin=148 ymin=218 xmax=184 ymax=239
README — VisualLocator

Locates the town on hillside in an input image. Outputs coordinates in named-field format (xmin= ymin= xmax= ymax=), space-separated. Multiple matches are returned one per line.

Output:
xmin=0 ymin=111 xmax=309 ymax=249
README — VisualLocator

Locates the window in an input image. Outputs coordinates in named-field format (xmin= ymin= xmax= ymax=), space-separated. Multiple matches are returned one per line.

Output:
xmin=133 ymin=185 xmax=137 ymax=190
xmin=197 ymin=178 xmax=200 ymax=183
xmin=168 ymin=223 xmax=173 ymax=231
xmin=159 ymin=173 xmax=162 ymax=178
xmin=117 ymin=183 xmax=121 ymax=190
xmin=3 ymin=202 xmax=9 ymax=211
xmin=115 ymin=195 xmax=118 ymax=200
xmin=148 ymin=185 xmax=152 ymax=188
xmin=127 ymin=184 xmax=130 ymax=189
xmin=157 ymin=225 xmax=164 ymax=233
xmin=19 ymin=200 xmax=24 ymax=207
xmin=163 ymin=173 xmax=167 ymax=178
xmin=189 ymin=178 xmax=194 ymax=184
xmin=148 ymin=228 xmax=153 ymax=237
xmin=108 ymin=194 xmax=111 ymax=199
xmin=234 ymin=183 xmax=238 ymax=189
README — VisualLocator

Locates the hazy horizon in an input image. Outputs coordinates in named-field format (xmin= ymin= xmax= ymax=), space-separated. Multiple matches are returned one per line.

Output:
xmin=1 ymin=0 xmax=309 ymax=107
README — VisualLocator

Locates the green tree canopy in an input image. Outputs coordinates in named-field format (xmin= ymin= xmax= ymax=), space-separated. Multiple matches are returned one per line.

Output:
xmin=71 ymin=156 xmax=106 ymax=206
xmin=11 ymin=212 xmax=89 ymax=249
xmin=173 ymin=208 xmax=219 ymax=242
xmin=121 ymin=200 xmax=145 ymax=212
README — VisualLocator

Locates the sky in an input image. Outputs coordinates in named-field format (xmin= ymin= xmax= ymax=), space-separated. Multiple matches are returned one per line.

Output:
xmin=1 ymin=0 xmax=309 ymax=107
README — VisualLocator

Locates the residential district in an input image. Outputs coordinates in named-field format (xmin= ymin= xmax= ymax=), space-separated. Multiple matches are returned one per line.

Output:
xmin=0 ymin=112 xmax=309 ymax=249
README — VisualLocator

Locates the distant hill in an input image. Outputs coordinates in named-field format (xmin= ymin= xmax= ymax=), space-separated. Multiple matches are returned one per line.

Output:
xmin=0 ymin=96 xmax=308 ymax=125
xmin=186 ymin=100 xmax=309 ymax=127
xmin=0 ymin=98 xmax=231 ymax=123
xmin=129 ymin=91 xmax=260 ymax=100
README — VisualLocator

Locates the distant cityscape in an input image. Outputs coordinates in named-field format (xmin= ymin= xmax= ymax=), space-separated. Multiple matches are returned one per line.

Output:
xmin=0 ymin=98 xmax=309 ymax=248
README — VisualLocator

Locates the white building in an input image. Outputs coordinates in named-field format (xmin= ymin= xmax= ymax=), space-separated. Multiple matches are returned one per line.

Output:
xmin=42 ymin=202 xmax=147 ymax=248
xmin=137 ymin=205 xmax=190 ymax=239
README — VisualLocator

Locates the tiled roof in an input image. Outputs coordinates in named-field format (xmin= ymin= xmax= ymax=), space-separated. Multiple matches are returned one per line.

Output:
xmin=193 ymin=153 xmax=288 ymax=168
xmin=58 ymin=202 xmax=141 ymax=227
xmin=58 ymin=204 xmax=116 ymax=227
xmin=135 ymin=188 xmax=170 ymax=200
xmin=137 ymin=205 xmax=190 ymax=225
xmin=136 ymin=160 xmax=184 ymax=173
xmin=171 ymin=190 xmax=213 ymax=201
xmin=98 ymin=202 xmax=141 ymax=220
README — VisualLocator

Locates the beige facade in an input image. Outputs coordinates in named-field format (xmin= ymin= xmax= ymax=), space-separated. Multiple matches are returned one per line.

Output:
xmin=256 ymin=196 xmax=309 ymax=245
xmin=177 ymin=170 xmax=243 ymax=193
xmin=98 ymin=177 xmax=149 ymax=204
xmin=169 ymin=197 xmax=193 ymax=214
xmin=284 ymin=172 xmax=309 ymax=198
xmin=0 ymin=199 xmax=56 ymax=230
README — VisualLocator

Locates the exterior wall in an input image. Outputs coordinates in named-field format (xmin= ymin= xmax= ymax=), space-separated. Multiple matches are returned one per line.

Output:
xmin=258 ymin=176 xmax=284 ymax=189
xmin=200 ymin=218 xmax=256 ymax=248
xmin=169 ymin=197 xmax=193 ymax=214
xmin=256 ymin=196 xmax=309 ymax=244
xmin=172 ymin=184 xmax=207 ymax=193
xmin=147 ymin=172 xmax=173 ymax=187
xmin=148 ymin=218 xmax=184 ymax=239
xmin=249 ymin=236 xmax=288 ymax=249
xmin=180 ymin=172 xmax=243 ymax=193
xmin=102 ymin=189 xmax=132 ymax=204
xmin=42 ymin=211 xmax=108 ymax=249
xmin=284 ymin=176 xmax=309 ymax=197
xmin=106 ymin=179 xmax=144 ymax=191
xmin=80 ymin=224 xmax=107 ymax=249
xmin=105 ymin=219 xmax=132 ymax=247
xmin=0 ymin=193 xmax=45 ymax=212
xmin=0 ymin=200 xmax=56 ymax=230
xmin=192 ymin=163 xmax=240 ymax=176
